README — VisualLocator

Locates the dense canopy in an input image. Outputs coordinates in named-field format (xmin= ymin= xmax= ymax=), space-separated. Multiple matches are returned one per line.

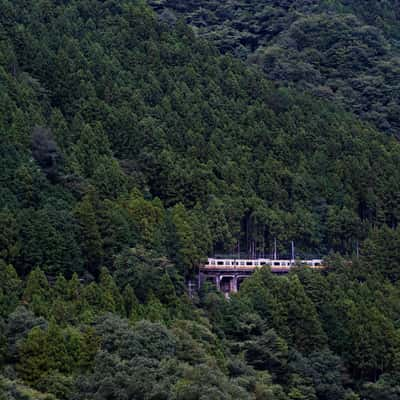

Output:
xmin=1 ymin=0 xmax=400 ymax=399
xmin=150 ymin=0 xmax=400 ymax=137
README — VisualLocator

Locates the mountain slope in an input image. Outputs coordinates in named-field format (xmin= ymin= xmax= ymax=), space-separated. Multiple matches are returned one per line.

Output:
xmin=150 ymin=0 xmax=400 ymax=137
xmin=1 ymin=1 xmax=400 ymax=400
xmin=2 ymin=0 xmax=400 ymax=267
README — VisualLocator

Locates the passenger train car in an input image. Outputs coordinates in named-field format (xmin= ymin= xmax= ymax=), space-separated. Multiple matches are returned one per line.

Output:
xmin=204 ymin=258 xmax=323 ymax=270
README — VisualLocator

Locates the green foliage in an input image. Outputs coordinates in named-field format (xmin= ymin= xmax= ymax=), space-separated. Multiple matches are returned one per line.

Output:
xmin=245 ymin=329 xmax=288 ymax=375
xmin=98 ymin=267 xmax=124 ymax=315
xmin=124 ymin=190 xmax=165 ymax=249
xmin=1 ymin=251 xmax=400 ymax=398
xmin=74 ymin=196 xmax=103 ymax=276
xmin=151 ymin=0 xmax=400 ymax=137
xmin=114 ymin=246 xmax=180 ymax=302
xmin=361 ymin=226 xmax=400 ymax=281
xmin=2 ymin=0 xmax=400 ymax=273
xmin=0 ymin=209 xmax=19 ymax=263
xmin=158 ymin=273 xmax=178 ymax=306
xmin=17 ymin=321 xmax=69 ymax=386
xmin=2 ymin=0 xmax=400 ymax=398
xmin=0 ymin=262 xmax=21 ymax=318
xmin=362 ymin=373 xmax=400 ymax=400
xmin=122 ymin=284 xmax=139 ymax=319
xmin=167 ymin=204 xmax=200 ymax=274
xmin=23 ymin=268 xmax=51 ymax=318
xmin=284 ymin=275 xmax=327 ymax=353
xmin=140 ymin=291 xmax=170 ymax=323
xmin=73 ymin=123 xmax=112 ymax=178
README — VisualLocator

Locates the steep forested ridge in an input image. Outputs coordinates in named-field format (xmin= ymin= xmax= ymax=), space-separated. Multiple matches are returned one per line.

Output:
xmin=150 ymin=0 xmax=400 ymax=137
xmin=1 ymin=0 xmax=400 ymax=399
xmin=2 ymin=0 xmax=400 ymax=265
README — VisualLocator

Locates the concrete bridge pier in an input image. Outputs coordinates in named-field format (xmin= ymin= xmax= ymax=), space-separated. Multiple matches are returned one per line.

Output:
xmin=231 ymin=276 xmax=238 ymax=293
xmin=200 ymin=271 xmax=253 ymax=296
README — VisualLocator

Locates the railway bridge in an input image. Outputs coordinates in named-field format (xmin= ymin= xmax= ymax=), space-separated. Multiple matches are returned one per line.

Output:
xmin=199 ymin=258 xmax=324 ymax=296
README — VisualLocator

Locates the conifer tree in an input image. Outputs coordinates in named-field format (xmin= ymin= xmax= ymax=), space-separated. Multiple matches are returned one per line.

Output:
xmin=125 ymin=189 xmax=165 ymax=248
xmin=17 ymin=326 xmax=48 ymax=385
xmin=99 ymin=267 xmax=124 ymax=315
xmin=74 ymin=123 xmax=112 ymax=178
xmin=158 ymin=273 xmax=178 ymax=306
xmin=79 ymin=326 xmax=100 ymax=371
xmin=74 ymin=195 xmax=103 ymax=276
xmin=0 ymin=209 xmax=19 ymax=264
xmin=17 ymin=320 xmax=70 ymax=386
xmin=53 ymin=274 xmax=68 ymax=301
xmin=23 ymin=267 xmax=51 ymax=317
xmin=142 ymin=291 xmax=168 ymax=323
xmin=0 ymin=261 xmax=21 ymax=317
xmin=207 ymin=197 xmax=233 ymax=253
xmin=168 ymin=203 xmax=199 ymax=274
xmin=122 ymin=284 xmax=139 ymax=319
xmin=91 ymin=156 xmax=128 ymax=199
xmin=284 ymin=275 xmax=327 ymax=353
xmin=245 ymin=329 xmax=289 ymax=375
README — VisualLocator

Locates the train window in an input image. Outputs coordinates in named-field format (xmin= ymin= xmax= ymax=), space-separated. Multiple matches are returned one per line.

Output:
xmin=240 ymin=261 xmax=245 ymax=266
xmin=274 ymin=262 xmax=280 ymax=266
xmin=217 ymin=261 xmax=224 ymax=266
xmin=315 ymin=262 xmax=321 ymax=266
xmin=225 ymin=261 xmax=231 ymax=266
xmin=246 ymin=261 xmax=252 ymax=266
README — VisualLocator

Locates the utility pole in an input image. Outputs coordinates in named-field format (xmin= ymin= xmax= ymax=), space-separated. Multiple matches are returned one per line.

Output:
xmin=291 ymin=241 xmax=295 ymax=263
xmin=262 ymin=233 xmax=265 ymax=258
xmin=198 ymin=265 xmax=201 ymax=290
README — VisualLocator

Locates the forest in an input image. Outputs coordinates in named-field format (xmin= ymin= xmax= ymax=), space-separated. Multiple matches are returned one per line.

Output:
xmin=1 ymin=0 xmax=400 ymax=398
xmin=150 ymin=0 xmax=400 ymax=137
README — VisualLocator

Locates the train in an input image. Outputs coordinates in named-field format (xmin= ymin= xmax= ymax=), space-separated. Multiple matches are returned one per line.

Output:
xmin=204 ymin=258 xmax=324 ymax=269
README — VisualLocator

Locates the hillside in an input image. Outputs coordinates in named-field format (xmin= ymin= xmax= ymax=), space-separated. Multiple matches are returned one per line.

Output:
xmin=150 ymin=0 xmax=400 ymax=137
xmin=1 ymin=0 xmax=400 ymax=399
xmin=2 ymin=0 xmax=400 ymax=268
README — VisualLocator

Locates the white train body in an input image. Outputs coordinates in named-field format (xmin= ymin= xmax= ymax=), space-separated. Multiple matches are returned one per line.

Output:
xmin=204 ymin=258 xmax=323 ymax=270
